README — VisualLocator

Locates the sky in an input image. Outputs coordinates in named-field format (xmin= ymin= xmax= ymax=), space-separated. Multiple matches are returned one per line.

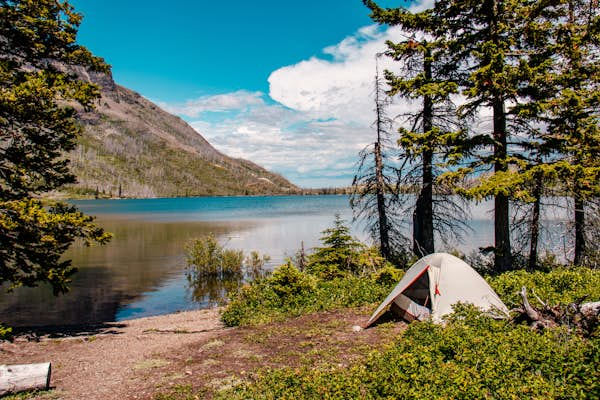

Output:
xmin=71 ymin=0 xmax=429 ymax=188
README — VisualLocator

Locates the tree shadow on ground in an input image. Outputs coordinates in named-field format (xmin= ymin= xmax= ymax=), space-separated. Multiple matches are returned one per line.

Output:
xmin=10 ymin=322 xmax=127 ymax=340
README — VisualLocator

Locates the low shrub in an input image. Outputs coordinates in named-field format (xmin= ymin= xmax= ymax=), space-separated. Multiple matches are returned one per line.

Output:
xmin=221 ymin=268 xmax=393 ymax=327
xmin=269 ymin=261 xmax=316 ymax=300
xmin=370 ymin=264 xmax=404 ymax=286
xmin=0 ymin=323 xmax=12 ymax=341
xmin=220 ymin=305 xmax=600 ymax=399
xmin=489 ymin=267 xmax=600 ymax=307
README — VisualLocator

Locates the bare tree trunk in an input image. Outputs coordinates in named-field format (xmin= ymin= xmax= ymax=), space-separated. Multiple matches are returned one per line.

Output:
xmin=413 ymin=48 xmax=435 ymax=258
xmin=528 ymin=171 xmax=542 ymax=269
xmin=574 ymin=192 xmax=585 ymax=265
xmin=373 ymin=59 xmax=392 ymax=260
xmin=493 ymin=98 xmax=512 ymax=272
xmin=374 ymin=142 xmax=390 ymax=259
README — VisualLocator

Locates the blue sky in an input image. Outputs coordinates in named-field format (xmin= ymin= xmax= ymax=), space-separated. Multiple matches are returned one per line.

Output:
xmin=71 ymin=0 xmax=425 ymax=187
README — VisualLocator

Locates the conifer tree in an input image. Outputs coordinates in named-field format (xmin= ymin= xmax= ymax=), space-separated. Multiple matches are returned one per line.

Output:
xmin=363 ymin=1 xmax=468 ymax=258
xmin=512 ymin=0 xmax=599 ymax=266
xmin=426 ymin=0 xmax=537 ymax=272
xmin=546 ymin=0 xmax=599 ymax=265
xmin=0 ymin=0 xmax=111 ymax=294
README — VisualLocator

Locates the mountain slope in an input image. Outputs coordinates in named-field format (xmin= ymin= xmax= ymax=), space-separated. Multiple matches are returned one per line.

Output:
xmin=61 ymin=68 xmax=297 ymax=198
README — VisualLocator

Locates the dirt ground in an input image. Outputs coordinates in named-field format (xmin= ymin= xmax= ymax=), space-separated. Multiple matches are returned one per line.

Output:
xmin=0 ymin=307 xmax=405 ymax=399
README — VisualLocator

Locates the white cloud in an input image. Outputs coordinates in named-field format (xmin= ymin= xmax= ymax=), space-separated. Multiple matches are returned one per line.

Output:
xmin=267 ymin=25 xmax=410 ymax=126
xmin=158 ymin=90 xmax=264 ymax=118
xmin=159 ymin=1 xmax=439 ymax=187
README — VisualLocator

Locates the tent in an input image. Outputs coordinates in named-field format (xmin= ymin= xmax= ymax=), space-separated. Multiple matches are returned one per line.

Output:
xmin=365 ymin=253 xmax=509 ymax=327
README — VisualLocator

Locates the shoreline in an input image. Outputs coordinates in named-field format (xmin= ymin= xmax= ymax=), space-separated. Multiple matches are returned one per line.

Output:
xmin=7 ymin=307 xmax=224 ymax=341
xmin=0 ymin=307 xmax=226 ymax=399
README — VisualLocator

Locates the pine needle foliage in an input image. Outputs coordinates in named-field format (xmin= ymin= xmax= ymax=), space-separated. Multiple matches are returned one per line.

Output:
xmin=0 ymin=0 xmax=111 ymax=295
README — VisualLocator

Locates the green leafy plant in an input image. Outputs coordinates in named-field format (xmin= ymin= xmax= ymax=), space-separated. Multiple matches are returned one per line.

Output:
xmin=185 ymin=234 xmax=244 ymax=279
xmin=219 ymin=305 xmax=599 ymax=399
xmin=221 ymin=271 xmax=392 ymax=327
xmin=489 ymin=267 xmax=600 ymax=307
xmin=0 ymin=323 xmax=12 ymax=341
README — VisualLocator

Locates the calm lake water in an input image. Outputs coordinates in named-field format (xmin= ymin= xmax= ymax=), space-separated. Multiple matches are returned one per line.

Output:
xmin=0 ymin=195 xmax=565 ymax=327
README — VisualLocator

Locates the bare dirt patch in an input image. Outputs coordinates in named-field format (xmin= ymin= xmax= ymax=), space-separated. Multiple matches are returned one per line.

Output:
xmin=0 ymin=309 xmax=224 ymax=400
xmin=0 ymin=307 xmax=405 ymax=400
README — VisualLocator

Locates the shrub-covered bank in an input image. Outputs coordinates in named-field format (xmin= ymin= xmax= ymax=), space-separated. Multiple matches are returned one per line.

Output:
xmin=169 ymin=218 xmax=600 ymax=399
xmin=218 ymin=305 xmax=599 ymax=400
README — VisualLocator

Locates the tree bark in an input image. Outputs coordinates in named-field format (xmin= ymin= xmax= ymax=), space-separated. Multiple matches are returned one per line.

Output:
xmin=373 ymin=59 xmax=391 ymax=261
xmin=413 ymin=47 xmax=435 ymax=258
xmin=493 ymin=98 xmax=512 ymax=272
xmin=374 ymin=141 xmax=390 ymax=259
xmin=573 ymin=192 xmax=585 ymax=265
xmin=528 ymin=171 xmax=543 ymax=269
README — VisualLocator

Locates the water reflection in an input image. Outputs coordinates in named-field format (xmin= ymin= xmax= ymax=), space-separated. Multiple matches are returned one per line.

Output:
xmin=0 ymin=219 xmax=255 ymax=326
xmin=187 ymin=275 xmax=242 ymax=306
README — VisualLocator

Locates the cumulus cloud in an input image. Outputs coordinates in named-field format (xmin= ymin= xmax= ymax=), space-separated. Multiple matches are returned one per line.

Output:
xmin=159 ymin=1 xmax=438 ymax=187
xmin=268 ymin=25 xmax=410 ymax=126
xmin=158 ymin=90 xmax=264 ymax=118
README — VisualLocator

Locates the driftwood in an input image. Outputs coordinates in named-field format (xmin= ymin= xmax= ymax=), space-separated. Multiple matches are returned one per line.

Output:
xmin=515 ymin=286 xmax=600 ymax=335
xmin=0 ymin=362 xmax=51 ymax=395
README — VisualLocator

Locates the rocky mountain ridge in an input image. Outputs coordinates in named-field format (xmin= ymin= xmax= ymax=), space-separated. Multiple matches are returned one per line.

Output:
xmin=60 ymin=67 xmax=297 ymax=198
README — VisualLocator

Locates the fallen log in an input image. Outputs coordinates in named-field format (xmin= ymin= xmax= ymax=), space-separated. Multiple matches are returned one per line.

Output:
xmin=0 ymin=362 xmax=51 ymax=395
xmin=516 ymin=286 xmax=599 ymax=336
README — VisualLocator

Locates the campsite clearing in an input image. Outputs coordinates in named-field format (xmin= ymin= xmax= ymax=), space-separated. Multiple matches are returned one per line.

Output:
xmin=0 ymin=306 xmax=405 ymax=399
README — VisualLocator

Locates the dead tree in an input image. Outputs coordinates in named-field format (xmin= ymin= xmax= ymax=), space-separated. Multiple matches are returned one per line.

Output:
xmin=514 ymin=286 xmax=600 ymax=336
xmin=351 ymin=55 xmax=408 ymax=264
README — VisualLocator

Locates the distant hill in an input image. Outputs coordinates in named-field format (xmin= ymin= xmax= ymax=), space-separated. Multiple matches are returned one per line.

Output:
xmin=57 ymin=67 xmax=298 ymax=198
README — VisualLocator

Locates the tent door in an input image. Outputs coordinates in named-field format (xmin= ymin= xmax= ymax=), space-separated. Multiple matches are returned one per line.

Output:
xmin=392 ymin=268 xmax=432 ymax=321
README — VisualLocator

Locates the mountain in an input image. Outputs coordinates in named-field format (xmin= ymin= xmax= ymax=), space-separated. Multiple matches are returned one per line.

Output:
xmin=59 ymin=68 xmax=298 ymax=198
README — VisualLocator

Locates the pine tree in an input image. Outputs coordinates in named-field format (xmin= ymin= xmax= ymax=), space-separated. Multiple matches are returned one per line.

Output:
xmin=427 ymin=0 xmax=537 ymax=271
xmin=0 ymin=0 xmax=111 ymax=294
xmin=363 ymin=1 xmax=468 ymax=258
xmin=512 ymin=0 xmax=599 ymax=266
xmin=546 ymin=0 xmax=599 ymax=265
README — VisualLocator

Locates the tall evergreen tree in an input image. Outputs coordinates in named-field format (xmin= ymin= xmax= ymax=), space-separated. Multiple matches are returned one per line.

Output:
xmin=0 ymin=0 xmax=111 ymax=294
xmin=546 ymin=0 xmax=599 ymax=265
xmin=512 ymin=0 xmax=599 ymax=266
xmin=363 ymin=1 xmax=468 ymax=258
xmin=426 ymin=0 xmax=537 ymax=272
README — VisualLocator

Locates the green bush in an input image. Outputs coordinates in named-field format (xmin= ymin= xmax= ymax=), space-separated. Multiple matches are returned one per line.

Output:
xmin=489 ymin=267 xmax=600 ymax=307
xmin=371 ymin=264 xmax=404 ymax=286
xmin=185 ymin=234 xmax=244 ymax=279
xmin=221 ymin=270 xmax=393 ymax=327
xmin=269 ymin=261 xmax=316 ymax=300
xmin=220 ymin=305 xmax=600 ymax=399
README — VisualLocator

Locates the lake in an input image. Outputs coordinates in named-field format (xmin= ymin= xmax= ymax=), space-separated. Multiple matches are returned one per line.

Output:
xmin=0 ymin=194 xmax=565 ymax=327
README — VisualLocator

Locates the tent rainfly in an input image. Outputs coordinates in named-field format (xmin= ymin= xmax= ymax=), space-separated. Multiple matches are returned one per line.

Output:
xmin=365 ymin=253 xmax=510 ymax=327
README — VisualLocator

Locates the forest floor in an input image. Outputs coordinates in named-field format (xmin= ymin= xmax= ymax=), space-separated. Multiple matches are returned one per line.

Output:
xmin=0 ymin=306 xmax=405 ymax=400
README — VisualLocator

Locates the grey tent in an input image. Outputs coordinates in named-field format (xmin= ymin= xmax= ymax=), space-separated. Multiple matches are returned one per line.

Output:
xmin=366 ymin=253 xmax=509 ymax=327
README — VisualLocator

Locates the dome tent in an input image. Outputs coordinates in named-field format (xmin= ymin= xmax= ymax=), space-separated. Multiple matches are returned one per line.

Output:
xmin=366 ymin=253 xmax=509 ymax=327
